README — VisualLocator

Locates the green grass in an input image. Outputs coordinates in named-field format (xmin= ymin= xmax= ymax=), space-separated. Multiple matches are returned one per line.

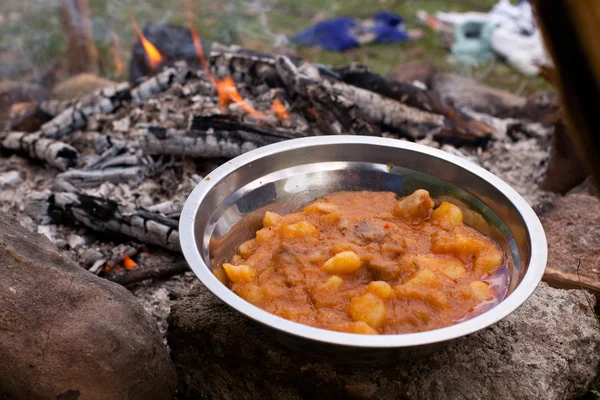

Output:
xmin=1 ymin=0 xmax=551 ymax=94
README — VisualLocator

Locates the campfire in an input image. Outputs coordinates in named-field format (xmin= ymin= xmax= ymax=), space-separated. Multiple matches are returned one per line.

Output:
xmin=0 ymin=17 xmax=566 ymax=331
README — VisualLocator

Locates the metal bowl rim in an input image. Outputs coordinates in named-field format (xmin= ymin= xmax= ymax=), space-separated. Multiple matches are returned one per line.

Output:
xmin=179 ymin=136 xmax=547 ymax=348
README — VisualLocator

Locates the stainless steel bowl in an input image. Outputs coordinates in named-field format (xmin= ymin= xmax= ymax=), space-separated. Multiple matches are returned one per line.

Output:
xmin=179 ymin=136 xmax=547 ymax=363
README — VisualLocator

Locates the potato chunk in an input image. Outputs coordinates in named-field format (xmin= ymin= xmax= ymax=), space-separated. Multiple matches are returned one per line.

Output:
xmin=430 ymin=202 xmax=463 ymax=225
xmin=331 ymin=242 xmax=361 ymax=255
xmin=323 ymin=275 xmax=344 ymax=290
xmin=263 ymin=211 xmax=282 ymax=227
xmin=335 ymin=321 xmax=379 ymax=335
xmin=367 ymin=281 xmax=393 ymax=300
xmin=321 ymin=251 xmax=362 ymax=274
xmin=441 ymin=259 xmax=468 ymax=280
xmin=426 ymin=290 xmax=451 ymax=309
xmin=280 ymin=221 xmax=319 ymax=239
xmin=238 ymin=239 xmax=256 ymax=257
xmin=474 ymin=248 xmax=504 ymax=275
xmin=430 ymin=231 xmax=481 ymax=256
xmin=213 ymin=267 xmax=228 ymax=285
xmin=349 ymin=293 xmax=386 ymax=328
xmin=404 ymin=268 xmax=442 ymax=289
xmin=222 ymin=263 xmax=256 ymax=283
xmin=235 ymin=284 xmax=263 ymax=304
xmin=255 ymin=228 xmax=275 ymax=243
xmin=470 ymin=281 xmax=493 ymax=300
xmin=393 ymin=189 xmax=434 ymax=221
xmin=304 ymin=202 xmax=339 ymax=213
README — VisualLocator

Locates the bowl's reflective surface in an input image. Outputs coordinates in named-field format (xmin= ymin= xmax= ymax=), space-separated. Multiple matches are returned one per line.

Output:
xmin=180 ymin=136 xmax=546 ymax=363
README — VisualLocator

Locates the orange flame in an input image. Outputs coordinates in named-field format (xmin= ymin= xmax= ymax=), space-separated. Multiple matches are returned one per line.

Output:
xmin=109 ymin=30 xmax=124 ymax=75
xmin=272 ymin=98 xmax=290 ymax=122
xmin=123 ymin=255 xmax=138 ymax=270
xmin=131 ymin=16 xmax=163 ymax=71
xmin=215 ymin=76 xmax=265 ymax=117
xmin=185 ymin=8 xmax=264 ymax=118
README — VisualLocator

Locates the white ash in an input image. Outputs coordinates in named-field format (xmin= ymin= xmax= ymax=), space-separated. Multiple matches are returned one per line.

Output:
xmin=0 ymin=170 xmax=22 ymax=186
xmin=131 ymin=272 xmax=198 ymax=337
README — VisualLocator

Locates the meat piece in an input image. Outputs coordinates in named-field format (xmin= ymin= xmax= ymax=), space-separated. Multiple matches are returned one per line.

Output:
xmin=353 ymin=221 xmax=385 ymax=243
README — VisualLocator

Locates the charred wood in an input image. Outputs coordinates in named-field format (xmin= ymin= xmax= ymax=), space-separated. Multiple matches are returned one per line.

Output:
xmin=41 ymin=82 xmax=131 ymax=138
xmin=131 ymin=64 xmax=191 ymax=103
xmin=334 ymin=65 xmax=494 ymax=144
xmin=55 ymin=166 xmax=146 ymax=188
xmin=138 ymin=122 xmax=297 ymax=158
xmin=28 ymin=192 xmax=180 ymax=252
xmin=1 ymin=131 xmax=78 ymax=170
xmin=275 ymin=56 xmax=446 ymax=139
xmin=106 ymin=258 xmax=189 ymax=286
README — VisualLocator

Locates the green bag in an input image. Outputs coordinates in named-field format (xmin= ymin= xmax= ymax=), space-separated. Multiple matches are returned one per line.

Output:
xmin=450 ymin=21 xmax=497 ymax=66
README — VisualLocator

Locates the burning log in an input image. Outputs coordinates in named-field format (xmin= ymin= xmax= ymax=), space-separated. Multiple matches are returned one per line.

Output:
xmin=41 ymin=82 xmax=131 ymax=139
xmin=275 ymin=56 xmax=447 ymax=139
xmin=1 ymin=131 xmax=78 ymax=170
xmin=28 ymin=192 xmax=180 ymax=252
xmin=334 ymin=65 xmax=495 ymax=144
xmin=138 ymin=120 xmax=298 ymax=158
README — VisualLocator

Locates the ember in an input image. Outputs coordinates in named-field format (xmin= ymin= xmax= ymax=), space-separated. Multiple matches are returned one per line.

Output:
xmin=272 ymin=97 xmax=291 ymax=122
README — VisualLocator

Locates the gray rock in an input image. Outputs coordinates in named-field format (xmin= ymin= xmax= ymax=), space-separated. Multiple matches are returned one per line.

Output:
xmin=541 ymin=192 xmax=600 ymax=281
xmin=0 ymin=213 xmax=177 ymax=399
xmin=168 ymin=282 xmax=600 ymax=400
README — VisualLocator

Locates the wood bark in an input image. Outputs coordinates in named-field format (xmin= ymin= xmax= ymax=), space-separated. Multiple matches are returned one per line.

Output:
xmin=275 ymin=56 xmax=446 ymax=139
xmin=41 ymin=82 xmax=131 ymax=138
xmin=541 ymin=120 xmax=588 ymax=193
xmin=55 ymin=166 xmax=145 ymax=187
xmin=543 ymin=267 xmax=600 ymax=298
xmin=58 ymin=0 xmax=99 ymax=74
xmin=106 ymin=259 xmax=189 ymax=286
xmin=28 ymin=192 xmax=180 ymax=252
xmin=1 ymin=132 xmax=78 ymax=170
xmin=137 ymin=122 xmax=297 ymax=158
xmin=336 ymin=66 xmax=494 ymax=144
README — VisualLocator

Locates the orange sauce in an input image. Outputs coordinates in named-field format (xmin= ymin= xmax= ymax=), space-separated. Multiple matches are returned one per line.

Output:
xmin=215 ymin=190 xmax=509 ymax=335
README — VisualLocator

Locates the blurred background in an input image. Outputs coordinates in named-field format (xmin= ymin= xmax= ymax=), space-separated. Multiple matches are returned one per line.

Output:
xmin=0 ymin=0 xmax=552 ymax=95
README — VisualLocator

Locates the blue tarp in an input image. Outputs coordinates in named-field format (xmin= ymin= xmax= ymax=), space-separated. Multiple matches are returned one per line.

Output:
xmin=292 ymin=11 xmax=410 ymax=52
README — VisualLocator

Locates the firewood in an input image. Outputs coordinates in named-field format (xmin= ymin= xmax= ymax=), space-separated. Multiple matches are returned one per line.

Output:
xmin=55 ymin=167 xmax=146 ymax=188
xmin=41 ymin=82 xmax=131 ymax=139
xmin=335 ymin=65 xmax=494 ymax=144
xmin=137 ymin=122 xmax=298 ymax=158
xmin=86 ymin=153 xmax=142 ymax=170
xmin=275 ymin=56 xmax=446 ymax=139
xmin=131 ymin=65 xmax=190 ymax=103
xmin=28 ymin=192 xmax=180 ymax=252
xmin=543 ymin=267 xmax=600 ymax=297
xmin=106 ymin=259 xmax=189 ymax=286
xmin=1 ymin=132 xmax=78 ymax=170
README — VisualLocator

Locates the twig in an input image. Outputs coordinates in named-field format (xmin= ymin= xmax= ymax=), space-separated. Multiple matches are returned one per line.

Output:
xmin=106 ymin=260 xmax=189 ymax=286
xmin=543 ymin=266 xmax=600 ymax=298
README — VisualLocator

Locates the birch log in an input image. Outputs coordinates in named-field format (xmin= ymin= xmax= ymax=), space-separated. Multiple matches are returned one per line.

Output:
xmin=28 ymin=192 xmax=180 ymax=252
xmin=1 ymin=131 xmax=78 ymax=170
xmin=275 ymin=56 xmax=447 ymax=139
